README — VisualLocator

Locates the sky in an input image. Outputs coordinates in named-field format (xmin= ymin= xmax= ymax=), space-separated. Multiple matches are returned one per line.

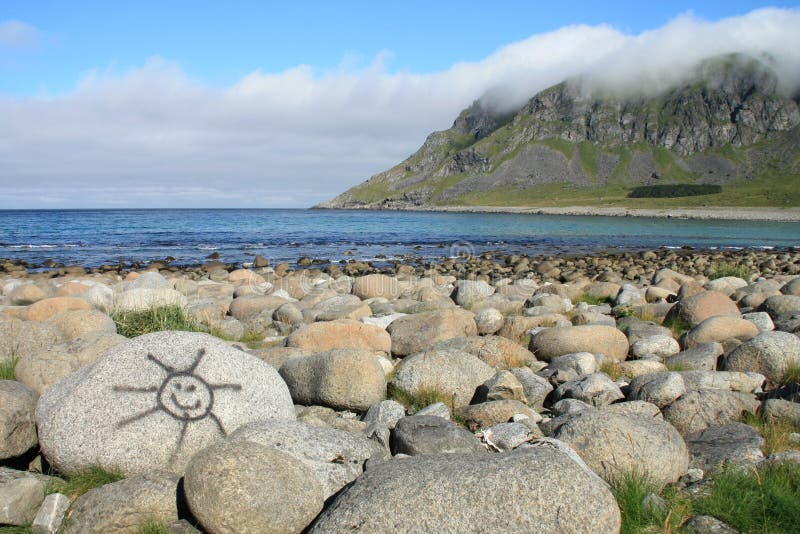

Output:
xmin=1 ymin=1 xmax=798 ymax=208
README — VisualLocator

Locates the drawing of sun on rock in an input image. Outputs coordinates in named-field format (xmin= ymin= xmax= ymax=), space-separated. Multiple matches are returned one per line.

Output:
xmin=113 ymin=348 xmax=242 ymax=453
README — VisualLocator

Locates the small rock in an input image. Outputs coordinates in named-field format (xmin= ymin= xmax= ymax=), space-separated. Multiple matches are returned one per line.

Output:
xmin=31 ymin=492 xmax=70 ymax=534
xmin=391 ymin=415 xmax=485 ymax=455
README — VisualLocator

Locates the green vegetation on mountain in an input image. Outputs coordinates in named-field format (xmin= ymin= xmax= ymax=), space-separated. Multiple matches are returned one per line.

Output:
xmin=318 ymin=54 xmax=800 ymax=210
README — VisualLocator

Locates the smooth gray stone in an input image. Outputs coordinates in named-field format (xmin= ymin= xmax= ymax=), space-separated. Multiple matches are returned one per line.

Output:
xmin=390 ymin=415 xmax=485 ymax=456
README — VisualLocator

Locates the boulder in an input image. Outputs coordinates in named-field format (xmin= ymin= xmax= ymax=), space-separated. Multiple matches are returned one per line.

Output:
xmin=228 ymin=295 xmax=288 ymax=321
xmin=705 ymin=276 xmax=749 ymax=296
xmin=474 ymin=370 xmax=527 ymax=403
xmin=361 ymin=399 xmax=406 ymax=429
xmin=16 ymin=332 xmax=126 ymax=394
xmin=663 ymin=342 xmax=723 ymax=371
xmin=184 ymin=440 xmax=323 ymax=534
xmin=0 ymin=380 xmax=38 ymax=459
xmin=723 ymin=331 xmax=800 ymax=386
xmin=389 ymin=349 xmax=494 ymax=409
xmin=630 ymin=335 xmax=680 ymax=359
xmin=387 ymin=308 xmax=477 ymax=357
xmin=390 ymin=415 xmax=485 ymax=455
xmin=479 ymin=422 xmax=540 ymax=451
xmin=46 ymin=309 xmax=116 ymax=340
xmin=473 ymin=307 xmax=504 ymax=335
xmin=627 ymin=372 xmax=686 ymax=408
xmin=431 ymin=335 xmax=534 ymax=369
xmin=307 ymin=295 xmax=370 ymax=322
xmin=684 ymin=316 xmax=760 ymax=348
xmin=353 ymin=274 xmax=400 ymax=300
xmin=667 ymin=291 xmax=739 ymax=327
xmin=0 ymin=468 xmax=48 ymax=526
xmin=508 ymin=367 xmax=553 ymax=409
xmin=548 ymin=352 xmax=598 ymax=376
xmin=762 ymin=398 xmax=800 ymax=425
xmin=9 ymin=284 xmax=47 ymax=306
xmin=741 ymin=311 xmax=775 ymax=332
xmin=32 ymin=493 xmax=70 ymax=534
xmin=227 ymin=419 xmax=388 ymax=499
xmin=678 ymin=370 xmax=764 ymax=393
xmin=286 ymin=319 xmax=391 ymax=355
xmin=0 ymin=316 xmax=65 ymax=362
xmin=686 ymin=423 xmax=764 ymax=472
xmin=452 ymin=280 xmax=495 ymax=307
xmin=760 ymin=294 xmax=800 ymax=316
xmin=662 ymin=389 xmax=759 ymax=437
xmin=459 ymin=400 xmax=538 ymax=431
xmin=24 ymin=297 xmax=92 ymax=322
xmin=279 ymin=349 xmax=386 ymax=411
xmin=62 ymin=471 xmax=179 ymax=534
xmin=552 ymin=373 xmax=625 ymax=407
xmin=531 ymin=325 xmax=628 ymax=362
xmin=36 ymin=331 xmax=295 ymax=475
xmin=550 ymin=408 xmax=689 ymax=487
xmin=309 ymin=444 xmax=620 ymax=533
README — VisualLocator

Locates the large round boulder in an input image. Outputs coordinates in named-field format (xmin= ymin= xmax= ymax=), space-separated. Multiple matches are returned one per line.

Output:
xmin=353 ymin=273 xmax=400 ymax=300
xmin=684 ymin=316 xmax=760 ymax=348
xmin=279 ymin=349 xmax=387 ymax=411
xmin=285 ymin=319 xmax=391 ymax=355
xmin=309 ymin=442 xmax=620 ymax=533
xmin=0 ymin=381 xmax=38 ymax=459
xmin=185 ymin=440 xmax=323 ymax=534
xmin=24 ymin=297 xmax=92 ymax=322
xmin=666 ymin=291 xmax=740 ymax=328
xmin=531 ymin=325 xmax=629 ymax=362
xmin=389 ymin=349 xmax=494 ymax=408
xmin=228 ymin=419 xmax=388 ymax=499
xmin=550 ymin=408 xmax=689 ymax=487
xmin=723 ymin=331 xmax=800 ymax=387
xmin=36 ymin=331 xmax=295 ymax=475
xmin=0 ymin=316 xmax=65 ymax=362
xmin=387 ymin=309 xmax=477 ymax=357
xmin=432 ymin=335 xmax=535 ymax=369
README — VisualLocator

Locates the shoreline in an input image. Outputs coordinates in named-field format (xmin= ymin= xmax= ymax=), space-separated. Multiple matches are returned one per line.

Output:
xmin=315 ymin=204 xmax=800 ymax=222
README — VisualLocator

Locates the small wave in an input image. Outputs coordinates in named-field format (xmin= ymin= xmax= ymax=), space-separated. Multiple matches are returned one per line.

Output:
xmin=3 ymin=244 xmax=79 ymax=249
xmin=196 ymin=245 xmax=220 ymax=251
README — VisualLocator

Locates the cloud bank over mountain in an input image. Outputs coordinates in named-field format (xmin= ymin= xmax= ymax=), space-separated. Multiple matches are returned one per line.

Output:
xmin=1 ymin=8 xmax=798 ymax=208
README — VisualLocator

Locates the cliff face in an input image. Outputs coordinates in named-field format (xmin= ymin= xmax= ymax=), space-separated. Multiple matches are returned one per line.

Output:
xmin=318 ymin=55 xmax=800 ymax=209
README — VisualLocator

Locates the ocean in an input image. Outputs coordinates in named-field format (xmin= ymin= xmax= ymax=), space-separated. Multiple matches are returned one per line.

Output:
xmin=0 ymin=209 xmax=797 ymax=268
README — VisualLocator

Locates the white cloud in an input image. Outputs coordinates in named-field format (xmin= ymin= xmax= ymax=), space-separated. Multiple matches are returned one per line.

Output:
xmin=1 ymin=8 xmax=799 ymax=208
xmin=0 ymin=20 xmax=39 ymax=49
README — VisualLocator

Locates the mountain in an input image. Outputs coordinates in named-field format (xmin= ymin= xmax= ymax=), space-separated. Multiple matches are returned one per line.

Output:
xmin=317 ymin=55 xmax=800 ymax=210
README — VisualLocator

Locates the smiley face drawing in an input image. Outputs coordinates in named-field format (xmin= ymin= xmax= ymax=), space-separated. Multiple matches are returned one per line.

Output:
xmin=114 ymin=348 xmax=242 ymax=452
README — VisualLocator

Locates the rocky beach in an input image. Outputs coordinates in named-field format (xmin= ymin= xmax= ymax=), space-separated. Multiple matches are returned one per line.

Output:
xmin=1 ymin=246 xmax=799 ymax=533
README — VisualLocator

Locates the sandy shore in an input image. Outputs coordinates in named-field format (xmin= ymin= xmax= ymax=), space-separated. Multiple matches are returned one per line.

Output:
xmin=341 ymin=205 xmax=800 ymax=222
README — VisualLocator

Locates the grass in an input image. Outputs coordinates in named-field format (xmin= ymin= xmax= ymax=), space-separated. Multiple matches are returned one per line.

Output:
xmin=612 ymin=462 xmax=800 ymax=534
xmin=137 ymin=520 xmax=170 ymax=534
xmin=664 ymin=361 xmax=693 ymax=372
xmin=781 ymin=362 xmax=800 ymax=386
xmin=47 ymin=466 xmax=125 ymax=500
xmin=390 ymin=385 xmax=453 ymax=414
xmin=0 ymin=528 xmax=32 ymax=534
xmin=742 ymin=412 xmax=800 ymax=455
xmin=574 ymin=294 xmax=612 ymax=306
xmin=0 ymin=356 xmax=19 ymax=380
xmin=600 ymin=361 xmax=631 ymax=381
xmin=612 ymin=473 xmax=692 ymax=534
xmin=693 ymin=462 xmax=800 ymax=533
xmin=113 ymin=305 xmax=202 ymax=338
xmin=662 ymin=315 xmax=692 ymax=338
xmin=577 ymin=141 xmax=600 ymax=178
xmin=708 ymin=261 xmax=755 ymax=281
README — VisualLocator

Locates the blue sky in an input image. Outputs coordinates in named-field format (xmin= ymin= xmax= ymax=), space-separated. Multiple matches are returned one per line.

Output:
xmin=0 ymin=2 xmax=798 ymax=208
xmin=2 ymin=1 xmax=792 ymax=95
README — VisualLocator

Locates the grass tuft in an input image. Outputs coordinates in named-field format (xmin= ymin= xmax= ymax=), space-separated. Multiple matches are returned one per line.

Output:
xmin=390 ymin=385 xmax=453 ymax=413
xmin=600 ymin=361 xmax=629 ymax=381
xmin=611 ymin=472 xmax=692 ymax=534
xmin=693 ymin=462 xmax=800 ymax=534
xmin=662 ymin=315 xmax=692 ymax=338
xmin=781 ymin=362 xmax=800 ymax=385
xmin=742 ymin=412 xmax=800 ymax=455
xmin=137 ymin=520 xmax=170 ymax=534
xmin=0 ymin=357 xmax=19 ymax=380
xmin=708 ymin=261 xmax=755 ymax=281
xmin=0 ymin=527 xmax=33 ymax=534
xmin=47 ymin=466 xmax=125 ymax=500
xmin=112 ymin=305 xmax=202 ymax=338
xmin=574 ymin=294 xmax=612 ymax=306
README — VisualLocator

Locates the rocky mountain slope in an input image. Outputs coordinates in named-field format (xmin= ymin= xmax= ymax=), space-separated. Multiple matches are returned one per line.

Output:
xmin=317 ymin=55 xmax=800 ymax=209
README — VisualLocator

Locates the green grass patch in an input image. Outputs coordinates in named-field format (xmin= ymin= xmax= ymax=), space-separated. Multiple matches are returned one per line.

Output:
xmin=742 ymin=412 xmax=800 ymax=455
xmin=652 ymin=146 xmax=698 ymax=183
xmin=693 ymin=462 xmax=800 ymax=533
xmin=390 ymin=385 xmax=452 ymax=413
xmin=577 ymin=141 xmax=600 ymax=177
xmin=574 ymin=294 xmax=612 ymax=306
xmin=628 ymin=184 xmax=722 ymax=198
xmin=781 ymin=362 xmax=800 ymax=386
xmin=664 ymin=361 xmax=693 ymax=372
xmin=0 ymin=528 xmax=32 ymax=534
xmin=662 ymin=315 xmax=692 ymax=338
xmin=707 ymin=261 xmax=755 ymax=281
xmin=599 ymin=361 xmax=632 ymax=381
xmin=538 ymin=137 xmax=575 ymax=160
xmin=48 ymin=466 xmax=125 ymax=500
xmin=113 ymin=305 xmax=202 ymax=338
xmin=137 ymin=520 xmax=170 ymax=534
xmin=0 ymin=356 xmax=19 ymax=380
xmin=611 ymin=472 xmax=692 ymax=534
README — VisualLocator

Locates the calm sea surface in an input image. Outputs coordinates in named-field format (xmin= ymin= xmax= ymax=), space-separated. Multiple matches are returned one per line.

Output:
xmin=0 ymin=209 xmax=797 ymax=268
